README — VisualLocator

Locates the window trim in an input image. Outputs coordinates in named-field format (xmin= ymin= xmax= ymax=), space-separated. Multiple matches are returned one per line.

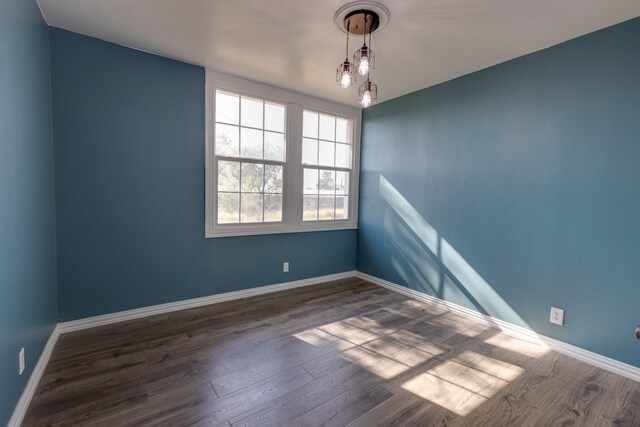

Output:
xmin=205 ymin=69 xmax=361 ymax=238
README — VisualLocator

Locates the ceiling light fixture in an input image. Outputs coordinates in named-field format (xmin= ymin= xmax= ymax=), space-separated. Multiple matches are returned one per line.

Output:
xmin=359 ymin=78 xmax=377 ymax=108
xmin=353 ymin=15 xmax=375 ymax=76
xmin=334 ymin=2 xmax=389 ymax=108
xmin=336 ymin=20 xmax=357 ymax=89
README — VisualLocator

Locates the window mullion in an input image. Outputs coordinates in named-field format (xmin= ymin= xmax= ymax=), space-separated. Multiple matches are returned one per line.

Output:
xmin=334 ymin=116 xmax=338 ymax=219
xmin=206 ymin=82 xmax=217 ymax=234
xmin=286 ymin=103 xmax=303 ymax=226
xmin=215 ymin=156 xmax=285 ymax=167
xmin=238 ymin=159 xmax=242 ymax=223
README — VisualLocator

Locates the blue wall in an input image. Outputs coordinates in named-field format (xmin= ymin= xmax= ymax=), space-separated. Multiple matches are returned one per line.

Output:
xmin=3 ymin=15 xmax=636 ymax=422
xmin=50 ymin=29 xmax=356 ymax=322
xmin=358 ymin=18 xmax=640 ymax=367
xmin=0 ymin=0 xmax=58 ymax=424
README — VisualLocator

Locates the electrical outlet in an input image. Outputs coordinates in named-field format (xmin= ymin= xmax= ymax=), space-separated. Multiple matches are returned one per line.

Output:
xmin=283 ymin=262 xmax=289 ymax=273
xmin=18 ymin=348 xmax=25 ymax=375
xmin=550 ymin=307 xmax=564 ymax=326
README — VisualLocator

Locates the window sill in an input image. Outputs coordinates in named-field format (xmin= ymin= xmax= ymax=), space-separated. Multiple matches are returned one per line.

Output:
xmin=205 ymin=222 xmax=358 ymax=238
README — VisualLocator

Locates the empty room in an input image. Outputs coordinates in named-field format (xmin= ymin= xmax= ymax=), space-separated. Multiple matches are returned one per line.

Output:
xmin=2 ymin=0 xmax=640 ymax=425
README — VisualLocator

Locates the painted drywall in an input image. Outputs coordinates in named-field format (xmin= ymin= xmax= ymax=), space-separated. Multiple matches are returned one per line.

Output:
xmin=358 ymin=18 xmax=640 ymax=367
xmin=0 ymin=0 xmax=58 ymax=423
xmin=50 ymin=29 xmax=356 ymax=321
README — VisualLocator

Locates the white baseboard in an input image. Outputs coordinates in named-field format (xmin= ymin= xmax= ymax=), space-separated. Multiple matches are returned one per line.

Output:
xmin=355 ymin=271 xmax=640 ymax=383
xmin=8 ymin=324 xmax=60 ymax=427
xmin=59 ymin=271 xmax=357 ymax=333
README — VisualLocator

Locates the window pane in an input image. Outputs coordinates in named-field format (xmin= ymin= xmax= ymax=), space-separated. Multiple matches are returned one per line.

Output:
xmin=241 ymin=162 xmax=264 ymax=193
xmin=319 ymin=196 xmax=335 ymax=220
xmin=241 ymin=96 xmax=263 ymax=128
xmin=265 ymin=102 xmax=285 ymax=133
xmin=304 ymin=168 xmax=319 ymax=194
xmin=303 ymin=195 xmax=318 ymax=221
xmin=216 ymin=124 xmax=239 ymax=157
xmin=264 ymin=165 xmax=283 ymax=193
xmin=335 ymin=171 xmax=349 ymax=195
xmin=264 ymin=131 xmax=285 ymax=162
xmin=319 ymin=114 xmax=336 ymax=141
xmin=302 ymin=138 xmax=318 ymax=165
xmin=336 ymin=117 xmax=350 ymax=143
xmin=335 ymin=143 xmax=350 ymax=168
xmin=303 ymin=110 xmax=318 ymax=138
xmin=212 ymin=89 xmax=298 ymax=229
xmin=319 ymin=170 xmax=335 ymax=194
xmin=218 ymin=193 xmax=239 ymax=224
xmin=264 ymin=194 xmax=282 ymax=222
xmin=241 ymin=194 xmax=263 ymax=222
xmin=318 ymin=141 xmax=335 ymax=167
xmin=336 ymin=196 xmax=349 ymax=219
xmin=240 ymin=128 xmax=263 ymax=159
xmin=216 ymin=91 xmax=239 ymax=125
xmin=217 ymin=161 xmax=240 ymax=192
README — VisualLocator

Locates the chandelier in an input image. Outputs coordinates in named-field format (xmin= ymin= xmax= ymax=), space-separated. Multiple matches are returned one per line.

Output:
xmin=334 ymin=3 xmax=389 ymax=108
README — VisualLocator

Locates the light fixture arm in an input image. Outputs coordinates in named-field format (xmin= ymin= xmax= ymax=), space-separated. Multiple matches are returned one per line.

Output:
xmin=336 ymin=17 xmax=357 ymax=88
xmin=363 ymin=14 xmax=368 ymax=47
xmin=345 ymin=19 xmax=350 ymax=59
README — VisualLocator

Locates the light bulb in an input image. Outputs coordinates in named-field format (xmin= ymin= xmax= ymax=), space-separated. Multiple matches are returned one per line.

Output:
xmin=361 ymin=91 xmax=372 ymax=108
xmin=358 ymin=57 xmax=370 ymax=76
xmin=340 ymin=72 xmax=352 ymax=88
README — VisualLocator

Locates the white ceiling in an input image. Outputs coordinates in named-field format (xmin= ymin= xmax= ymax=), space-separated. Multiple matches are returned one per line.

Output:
xmin=38 ymin=0 xmax=640 ymax=107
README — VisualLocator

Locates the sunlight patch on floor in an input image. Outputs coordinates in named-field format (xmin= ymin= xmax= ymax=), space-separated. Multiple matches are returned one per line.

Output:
xmin=341 ymin=346 xmax=409 ymax=379
xmin=294 ymin=316 xmax=443 ymax=379
xmin=387 ymin=329 xmax=448 ymax=355
xmin=342 ymin=315 xmax=398 ymax=336
xmin=452 ymin=350 xmax=524 ymax=381
xmin=402 ymin=371 xmax=488 ymax=416
xmin=402 ymin=355 xmax=522 ymax=416
xmin=388 ymin=299 xmax=450 ymax=318
xmin=292 ymin=303 xmax=534 ymax=410
xmin=483 ymin=334 xmax=550 ymax=358
xmin=293 ymin=327 xmax=355 ymax=351
xmin=294 ymin=327 xmax=344 ymax=347
xmin=318 ymin=320 xmax=381 ymax=345
xmin=428 ymin=360 xmax=512 ymax=398
xmin=363 ymin=337 xmax=436 ymax=367
xmin=424 ymin=315 xmax=488 ymax=337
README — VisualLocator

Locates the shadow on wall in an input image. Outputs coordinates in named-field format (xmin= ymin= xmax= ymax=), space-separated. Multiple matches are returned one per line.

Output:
xmin=379 ymin=175 xmax=529 ymax=329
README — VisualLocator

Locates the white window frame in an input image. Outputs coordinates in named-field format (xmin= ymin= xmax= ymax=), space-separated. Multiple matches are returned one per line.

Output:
xmin=205 ymin=70 xmax=361 ymax=238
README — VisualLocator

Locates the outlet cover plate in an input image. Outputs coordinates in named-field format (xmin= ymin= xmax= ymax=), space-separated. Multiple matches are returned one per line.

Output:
xmin=550 ymin=307 xmax=564 ymax=326
xmin=283 ymin=262 xmax=289 ymax=273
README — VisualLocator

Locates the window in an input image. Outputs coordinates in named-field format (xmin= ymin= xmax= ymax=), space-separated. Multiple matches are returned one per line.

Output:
xmin=302 ymin=111 xmax=353 ymax=221
xmin=215 ymin=91 xmax=286 ymax=224
xmin=206 ymin=70 xmax=360 ymax=238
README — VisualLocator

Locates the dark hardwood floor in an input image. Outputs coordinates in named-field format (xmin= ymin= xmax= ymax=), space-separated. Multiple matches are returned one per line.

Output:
xmin=23 ymin=278 xmax=640 ymax=426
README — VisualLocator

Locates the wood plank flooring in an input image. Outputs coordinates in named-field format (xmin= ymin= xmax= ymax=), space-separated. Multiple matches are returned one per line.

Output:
xmin=23 ymin=278 xmax=640 ymax=426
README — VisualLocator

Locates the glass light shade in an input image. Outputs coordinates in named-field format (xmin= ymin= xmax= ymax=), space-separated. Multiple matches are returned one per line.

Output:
xmin=336 ymin=60 xmax=357 ymax=88
xmin=358 ymin=80 xmax=377 ymax=108
xmin=353 ymin=45 xmax=375 ymax=76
